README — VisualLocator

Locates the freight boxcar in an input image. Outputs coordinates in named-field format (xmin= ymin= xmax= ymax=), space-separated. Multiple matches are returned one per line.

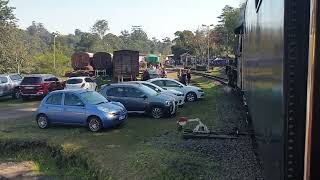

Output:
xmin=71 ymin=52 xmax=94 ymax=70
xmin=113 ymin=50 xmax=139 ymax=81
xmin=228 ymin=0 xmax=320 ymax=179
xmin=92 ymin=52 xmax=113 ymax=75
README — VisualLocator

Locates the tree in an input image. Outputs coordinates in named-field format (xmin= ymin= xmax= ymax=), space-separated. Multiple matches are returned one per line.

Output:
xmin=171 ymin=30 xmax=196 ymax=60
xmin=214 ymin=5 xmax=240 ymax=55
xmin=0 ymin=0 xmax=17 ymax=73
xmin=91 ymin=20 xmax=109 ymax=39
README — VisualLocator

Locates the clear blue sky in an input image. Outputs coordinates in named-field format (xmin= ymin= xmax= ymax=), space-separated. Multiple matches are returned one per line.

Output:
xmin=9 ymin=0 xmax=239 ymax=39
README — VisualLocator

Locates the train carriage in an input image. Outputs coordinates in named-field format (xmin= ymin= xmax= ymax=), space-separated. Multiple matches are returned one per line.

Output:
xmin=229 ymin=0 xmax=320 ymax=179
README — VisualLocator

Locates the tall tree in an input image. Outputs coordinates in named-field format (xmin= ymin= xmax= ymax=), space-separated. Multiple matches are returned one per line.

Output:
xmin=91 ymin=20 xmax=109 ymax=39
xmin=0 ymin=0 xmax=17 ymax=73
xmin=214 ymin=5 xmax=240 ymax=55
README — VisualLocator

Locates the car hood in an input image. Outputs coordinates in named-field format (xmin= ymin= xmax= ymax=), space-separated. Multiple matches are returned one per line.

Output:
xmin=98 ymin=102 xmax=126 ymax=112
xmin=155 ymin=93 xmax=176 ymax=102
xmin=185 ymin=85 xmax=201 ymax=90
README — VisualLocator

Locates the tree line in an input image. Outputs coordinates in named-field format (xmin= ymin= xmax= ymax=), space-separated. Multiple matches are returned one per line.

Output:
xmin=0 ymin=0 xmax=239 ymax=76
xmin=172 ymin=5 xmax=240 ymax=63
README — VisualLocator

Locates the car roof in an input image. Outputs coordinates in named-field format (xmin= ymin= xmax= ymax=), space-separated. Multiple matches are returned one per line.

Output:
xmin=50 ymin=89 xmax=92 ymax=94
xmin=148 ymin=78 xmax=177 ymax=81
xmin=107 ymin=83 xmax=142 ymax=88
xmin=67 ymin=76 xmax=90 ymax=80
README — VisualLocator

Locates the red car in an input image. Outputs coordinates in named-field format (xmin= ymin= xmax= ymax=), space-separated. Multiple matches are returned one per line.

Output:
xmin=20 ymin=74 xmax=64 ymax=100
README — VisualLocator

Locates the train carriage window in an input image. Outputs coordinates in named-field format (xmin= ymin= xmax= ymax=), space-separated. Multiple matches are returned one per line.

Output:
xmin=255 ymin=0 xmax=262 ymax=12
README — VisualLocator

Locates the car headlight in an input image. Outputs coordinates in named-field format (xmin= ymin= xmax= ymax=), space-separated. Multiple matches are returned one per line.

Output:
xmin=165 ymin=101 xmax=171 ymax=106
xmin=198 ymin=89 xmax=204 ymax=93
xmin=97 ymin=106 xmax=110 ymax=113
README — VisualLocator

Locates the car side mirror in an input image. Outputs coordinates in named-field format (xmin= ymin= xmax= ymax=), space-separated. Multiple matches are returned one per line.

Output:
xmin=179 ymin=85 xmax=183 ymax=88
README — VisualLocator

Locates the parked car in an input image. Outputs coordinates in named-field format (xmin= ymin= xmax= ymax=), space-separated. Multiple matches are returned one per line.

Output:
xmin=65 ymin=77 xmax=97 ymax=91
xmin=148 ymin=78 xmax=204 ymax=102
xmin=20 ymin=74 xmax=64 ymax=100
xmin=0 ymin=74 xmax=23 ymax=99
xmin=36 ymin=90 xmax=127 ymax=132
xmin=127 ymin=81 xmax=185 ymax=106
xmin=100 ymin=83 xmax=177 ymax=119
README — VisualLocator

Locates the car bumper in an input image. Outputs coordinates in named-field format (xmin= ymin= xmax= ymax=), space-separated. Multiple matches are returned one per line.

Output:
xmin=175 ymin=96 xmax=185 ymax=106
xmin=101 ymin=112 xmax=128 ymax=128
xmin=21 ymin=92 xmax=45 ymax=96
xmin=164 ymin=103 xmax=177 ymax=115
xmin=197 ymin=92 xmax=205 ymax=99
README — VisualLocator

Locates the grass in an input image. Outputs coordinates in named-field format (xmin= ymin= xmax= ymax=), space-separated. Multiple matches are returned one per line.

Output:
xmin=0 ymin=74 xmax=242 ymax=179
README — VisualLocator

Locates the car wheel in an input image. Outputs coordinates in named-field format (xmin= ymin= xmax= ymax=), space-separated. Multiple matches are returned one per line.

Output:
xmin=37 ymin=114 xmax=49 ymax=129
xmin=186 ymin=92 xmax=197 ymax=102
xmin=151 ymin=107 xmax=164 ymax=119
xmin=88 ymin=117 xmax=102 ymax=132
xmin=12 ymin=89 xmax=21 ymax=99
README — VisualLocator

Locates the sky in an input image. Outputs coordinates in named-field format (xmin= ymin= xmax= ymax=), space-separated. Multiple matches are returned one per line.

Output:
xmin=9 ymin=0 xmax=239 ymax=40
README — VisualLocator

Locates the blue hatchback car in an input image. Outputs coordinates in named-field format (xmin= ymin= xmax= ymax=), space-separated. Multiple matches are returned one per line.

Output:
xmin=36 ymin=89 xmax=128 ymax=132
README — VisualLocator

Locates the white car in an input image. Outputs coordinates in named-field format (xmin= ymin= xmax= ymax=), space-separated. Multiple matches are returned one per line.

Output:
xmin=148 ymin=78 xmax=204 ymax=102
xmin=127 ymin=81 xmax=185 ymax=106
xmin=65 ymin=77 xmax=97 ymax=91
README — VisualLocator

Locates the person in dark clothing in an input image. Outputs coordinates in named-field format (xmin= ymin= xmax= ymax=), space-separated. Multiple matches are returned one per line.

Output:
xmin=142 ymin=69 xmax=150 ymax=81
xmin=180 ymin=71 xmax=187 ymax=85
xmin=187 ymin=69 xmax=191 ymax=85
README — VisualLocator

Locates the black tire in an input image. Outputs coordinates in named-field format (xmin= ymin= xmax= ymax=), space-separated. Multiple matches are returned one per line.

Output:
xmin=151 ymin=106 xmax=164 ymax=119
xmin=88 ymin=116 xmax=103 ymax=132
xmin=186 ymin=92 xmax=197 ymax=102
xmin=37 ymin=114 xmax=49 ymax=129
xmin=12 ymin=88 xmax=21 ymax=99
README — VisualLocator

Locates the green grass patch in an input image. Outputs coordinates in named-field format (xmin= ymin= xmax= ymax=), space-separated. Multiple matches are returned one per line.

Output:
xmin=0 ymin=76 xmax=242 ymax=179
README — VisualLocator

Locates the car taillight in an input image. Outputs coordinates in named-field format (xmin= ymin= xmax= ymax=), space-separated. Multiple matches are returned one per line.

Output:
xmin=81 ymin=83 xmax=85 ymax=88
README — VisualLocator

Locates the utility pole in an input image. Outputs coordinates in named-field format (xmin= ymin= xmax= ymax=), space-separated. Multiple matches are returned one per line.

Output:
xmin=202 ymin=24 xmax=214 ymax=71
xmin=52 ymin=32 xmax=59 ymax=70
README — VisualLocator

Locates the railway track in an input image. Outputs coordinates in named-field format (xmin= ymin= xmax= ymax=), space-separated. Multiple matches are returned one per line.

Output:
xmin=191 ymin=71 xmax=229 ymax=85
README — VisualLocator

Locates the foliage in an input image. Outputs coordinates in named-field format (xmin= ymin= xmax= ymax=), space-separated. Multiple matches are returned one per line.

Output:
xmin=171 ymin=5 xmax=240 ymax=60
xmin=91 ymin=19 xmax=109 ymax=39
xmin=214 ymin=5 xmax=240 ymax=55
xmin=32 ymin=52 xmax=71 ymax=76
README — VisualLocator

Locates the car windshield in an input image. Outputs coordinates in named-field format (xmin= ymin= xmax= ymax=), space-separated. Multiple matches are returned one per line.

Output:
xmin=142 ymin=83 xmax=163 ymax=93
xmin=66 ymin=78 xmax=83 ymax=84
xmin=9 ymin=74 xmax=22 ymax=81
xmin=80 ymin=91 xmax=109 ymax=105
xmin=139 ymin=85 xmax=158 ymax=96
xmin=20 ymin=77 xmax=42 ymax=85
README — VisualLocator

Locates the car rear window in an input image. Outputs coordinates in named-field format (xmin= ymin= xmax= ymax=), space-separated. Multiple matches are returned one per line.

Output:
xmin=9 ymin=74 xmax=22 ymax=81
xmin=84 ymin=78 xmax=94 ymax=83
xmin=66 ymin=79 xmax=83 ymax=84
xmin=21 ymin=77 xmax=42 ymax=85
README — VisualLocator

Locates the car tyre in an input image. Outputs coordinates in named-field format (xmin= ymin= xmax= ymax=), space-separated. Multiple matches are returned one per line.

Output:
xmin=186 ymin=92 xmax=197 ymax=102
xmin=37 ymin=114 xmax=49 ymax=129
xmin=88 ymin=116 xmax=102 ymax=132
xmin=12 ymin=89 xmax=21 ymax=99
xmin=151 ymin=106 xmax=164 ymax=119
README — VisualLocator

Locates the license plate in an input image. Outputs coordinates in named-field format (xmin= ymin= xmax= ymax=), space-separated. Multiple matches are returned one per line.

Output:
xmin=119 ymin=115 xmax=125 ymax=120
xmin=25 ymin=87 xmax=34 ymax=90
